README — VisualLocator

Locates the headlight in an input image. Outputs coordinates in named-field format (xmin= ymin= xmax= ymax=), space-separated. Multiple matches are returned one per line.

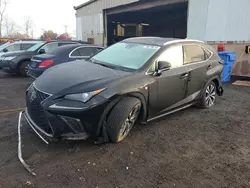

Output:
xmin=4 ymin=56 xmax=16 ymax=60
xmin=64 ymin=88 xmax=105 ymax=103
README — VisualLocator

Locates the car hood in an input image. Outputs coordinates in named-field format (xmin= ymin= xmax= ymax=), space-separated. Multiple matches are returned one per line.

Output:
xmin=34 ymin=60 xmax=131 ymax=95
xmin=2 ymin=50 xmax=35 ymax=57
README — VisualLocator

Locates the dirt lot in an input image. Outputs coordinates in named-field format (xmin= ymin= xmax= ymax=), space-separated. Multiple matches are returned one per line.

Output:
xmin=0 ymin=72 xmax=250 ymax=188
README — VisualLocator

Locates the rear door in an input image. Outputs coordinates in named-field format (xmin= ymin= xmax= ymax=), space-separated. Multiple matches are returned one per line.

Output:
xmin=183 ymin=44 xmax=212 ymax=99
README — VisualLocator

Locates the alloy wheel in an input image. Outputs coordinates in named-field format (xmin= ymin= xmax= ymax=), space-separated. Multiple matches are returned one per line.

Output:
xmin=205 ymin=84 xmax=216 ymax=106
xmin=25 ymin=65 xmax=29 ymax=74
xmin=118 ymin=104 xmax=141 ymax=141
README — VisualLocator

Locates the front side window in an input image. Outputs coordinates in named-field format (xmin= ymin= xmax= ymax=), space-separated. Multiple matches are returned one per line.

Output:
xmin=5 ymin=44 xmax=21 ymax=51
xmin=157 ymin=45 xmax=183 ymax=68
xmin=183 ymin=45 xmax=206 ymax=64
xmin=40 ymin=42 xmax=59 ymax=53
xmin=91 ymin=42 xmax=159 ymax=70
xmin=28 ymin=42 xmax=46 ymax=51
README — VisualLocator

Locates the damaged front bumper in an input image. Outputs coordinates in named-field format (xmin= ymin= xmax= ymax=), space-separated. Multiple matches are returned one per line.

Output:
xmin=21 ymin=108 xmax=92 ymax=144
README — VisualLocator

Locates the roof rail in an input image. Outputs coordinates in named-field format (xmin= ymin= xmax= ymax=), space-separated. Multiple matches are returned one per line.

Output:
xmin=164 ymin=39 xmax=205 ymax=45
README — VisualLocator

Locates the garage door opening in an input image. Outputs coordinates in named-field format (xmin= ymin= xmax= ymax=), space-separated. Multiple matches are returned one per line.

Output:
xmin=106 ymin=1 xmax=188 ymax=46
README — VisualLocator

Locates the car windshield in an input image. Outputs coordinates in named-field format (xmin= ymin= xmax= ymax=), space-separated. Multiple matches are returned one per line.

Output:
xmin=27 ymin=42 xmax=45 ymax=51
xmin=90 ymin=42 xmax=160 ymax=70
xmin=0 ymin=42 xmax=11 ymax=50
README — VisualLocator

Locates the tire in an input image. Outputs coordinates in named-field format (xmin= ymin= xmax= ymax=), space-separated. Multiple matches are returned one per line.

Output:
xmin=199 ymin=81 xmax=216 ymax=109
xmin=107 ymin=97 xmax=141 ymax=143
xmin=19 ymin=61 xmax=29 ymax=77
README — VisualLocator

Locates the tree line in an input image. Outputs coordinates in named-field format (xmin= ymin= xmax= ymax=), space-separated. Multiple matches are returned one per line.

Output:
xmin=0 ymin=0 xmax=70 ymax=40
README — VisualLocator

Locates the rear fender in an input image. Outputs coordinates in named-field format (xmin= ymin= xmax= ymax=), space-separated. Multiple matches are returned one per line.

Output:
xmin=207 ymin=75 xmax=224 ymax=96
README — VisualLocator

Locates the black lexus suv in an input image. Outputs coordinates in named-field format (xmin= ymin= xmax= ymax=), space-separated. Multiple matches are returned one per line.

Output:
xmin=21 ymin=37 xmax=224 ymax=144
xmin=0 ymin=40 xmax=87 ymax=76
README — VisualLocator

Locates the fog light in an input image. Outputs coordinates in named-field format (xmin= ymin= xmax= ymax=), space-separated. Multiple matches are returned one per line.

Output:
xmin=60 ymin=116 xmax=85 ymax=133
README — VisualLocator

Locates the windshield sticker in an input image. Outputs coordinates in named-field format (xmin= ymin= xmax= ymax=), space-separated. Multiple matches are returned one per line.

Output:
xmin=143 ymin=45 xmax=160 ymax=50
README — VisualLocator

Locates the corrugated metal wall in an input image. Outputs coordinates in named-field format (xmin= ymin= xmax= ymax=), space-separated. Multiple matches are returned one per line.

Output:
xmin=187 ymin=0 xmax=209 ymax=40
xmin=76 ymin=0 xmax=138 ymax=44
xmin=187 ymin=0 xmax=250 ymax=41
xmin=76 ymin=0 xmax=138 ymax=16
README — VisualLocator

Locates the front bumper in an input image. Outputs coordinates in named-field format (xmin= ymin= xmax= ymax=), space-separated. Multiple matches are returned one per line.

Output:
xmin=21 ymin=110 xmax=51 ymax=144
xmin=21 ymin=108 xmax=93 ymax=144
xmin=25 ymin=85 xmax=110 ymax=143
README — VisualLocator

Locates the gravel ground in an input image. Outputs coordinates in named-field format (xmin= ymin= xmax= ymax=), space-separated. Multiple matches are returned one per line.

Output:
xmin=0 ymin=71 xmax=250 ymax=188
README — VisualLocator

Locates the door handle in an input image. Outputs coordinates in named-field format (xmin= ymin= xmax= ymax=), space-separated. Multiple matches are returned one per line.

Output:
xmin=207 ymin=64 xmax=212 ymax=70
xmin=180 ymin=73 xmax=189 ymax=79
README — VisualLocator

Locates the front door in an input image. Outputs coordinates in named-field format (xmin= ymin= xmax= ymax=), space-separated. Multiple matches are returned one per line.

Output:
xmin=148 ymin=44 xmax=189 ymax=118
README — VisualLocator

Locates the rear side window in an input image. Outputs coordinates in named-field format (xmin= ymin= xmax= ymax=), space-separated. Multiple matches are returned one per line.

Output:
xmin=70 ymin=49 xmax=81 ymax=57
xmin=183 ymin=45 xmax=206 ymax=64
xmin=92 ymin=47 xmax=103 ymax=54
xmin=21 ymin=43 xmax=35 ymax=50
xmin=203 ymin=48 xmax=212 ymax=59
xmin=78 ymin=47 xmax=97 ymax=57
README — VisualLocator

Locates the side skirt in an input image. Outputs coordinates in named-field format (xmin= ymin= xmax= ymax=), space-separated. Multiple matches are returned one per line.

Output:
xmin=147 ymin=103 xmax=195 ymax=122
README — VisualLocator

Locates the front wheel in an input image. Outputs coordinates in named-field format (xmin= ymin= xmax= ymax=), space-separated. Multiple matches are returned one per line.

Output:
xmin=199 ymin=81 xmax=216 ymax=109
xmin=107 ymin=97 xmax=141 ymax=143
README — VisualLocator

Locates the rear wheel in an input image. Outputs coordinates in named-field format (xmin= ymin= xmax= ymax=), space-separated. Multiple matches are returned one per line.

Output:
xmin=199 ymin=81 xmax=216 ymax=109
xmin=19 ymin=61 xmax=29 ymax=77
xmin=107 ymin=97 xmax=141 ymax=143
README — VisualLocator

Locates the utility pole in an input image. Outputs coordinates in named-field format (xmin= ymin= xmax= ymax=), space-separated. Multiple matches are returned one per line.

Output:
xmin=64 ymin=25 xmax=68 ymax=33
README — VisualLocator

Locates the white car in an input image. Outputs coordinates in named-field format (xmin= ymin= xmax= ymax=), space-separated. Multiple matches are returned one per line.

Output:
xmin=0 ymin=40 xmax=40 ymax=55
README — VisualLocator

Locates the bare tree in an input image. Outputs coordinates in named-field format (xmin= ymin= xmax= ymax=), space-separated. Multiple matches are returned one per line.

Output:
xmin=24 ymin=16 xmax=33 ymax=37
xmin=0 ymin=0 xmax=7 ymax=37
xmin=4 ymin=15 xmax=17 ymax=36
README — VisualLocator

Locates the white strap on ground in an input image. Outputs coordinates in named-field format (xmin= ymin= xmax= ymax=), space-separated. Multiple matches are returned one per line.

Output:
xmin=18 ymin=112 xmax=36 ymax=176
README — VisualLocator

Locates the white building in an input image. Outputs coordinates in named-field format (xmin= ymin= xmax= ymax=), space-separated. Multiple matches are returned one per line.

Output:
xmin=74 ymin=0 xmax=250 ymax=46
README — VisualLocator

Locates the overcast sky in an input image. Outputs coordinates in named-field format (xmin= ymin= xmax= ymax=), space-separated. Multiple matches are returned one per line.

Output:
xmin=6 ymin=0 xmax=89 ymax=38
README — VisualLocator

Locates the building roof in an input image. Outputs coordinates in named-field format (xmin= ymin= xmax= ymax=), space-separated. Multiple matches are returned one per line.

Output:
xmin=74 ymin=0 xmax=97 ymax=10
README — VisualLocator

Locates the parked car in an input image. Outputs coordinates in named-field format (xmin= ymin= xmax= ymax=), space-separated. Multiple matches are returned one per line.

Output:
xmin=0 ymin=40 xmax=40 ymax=54
xmin=22 ymin=37 xmax=224 ymax=144
xmin=28 ymin=44 xmax=104 ymax=78
xmin=0 ymin=40 xmax=87 ymax=76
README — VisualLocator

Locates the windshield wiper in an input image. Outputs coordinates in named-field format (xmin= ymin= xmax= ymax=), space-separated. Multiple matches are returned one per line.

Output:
xmin=90 ymin=59 xmax=117 ymax=69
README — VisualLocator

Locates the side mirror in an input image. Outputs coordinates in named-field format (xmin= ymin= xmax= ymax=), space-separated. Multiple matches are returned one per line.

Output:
xmin=3 ymin=48 xmax=8 ymax=52
xmin=39 ymin=49 xmax=45 ymax=54
xmin=157 ymin=61 xmax=171 ymax=74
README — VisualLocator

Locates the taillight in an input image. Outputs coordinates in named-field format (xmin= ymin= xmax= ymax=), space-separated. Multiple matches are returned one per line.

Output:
xmin=39 ymin=60 xmax=54 ymax=68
